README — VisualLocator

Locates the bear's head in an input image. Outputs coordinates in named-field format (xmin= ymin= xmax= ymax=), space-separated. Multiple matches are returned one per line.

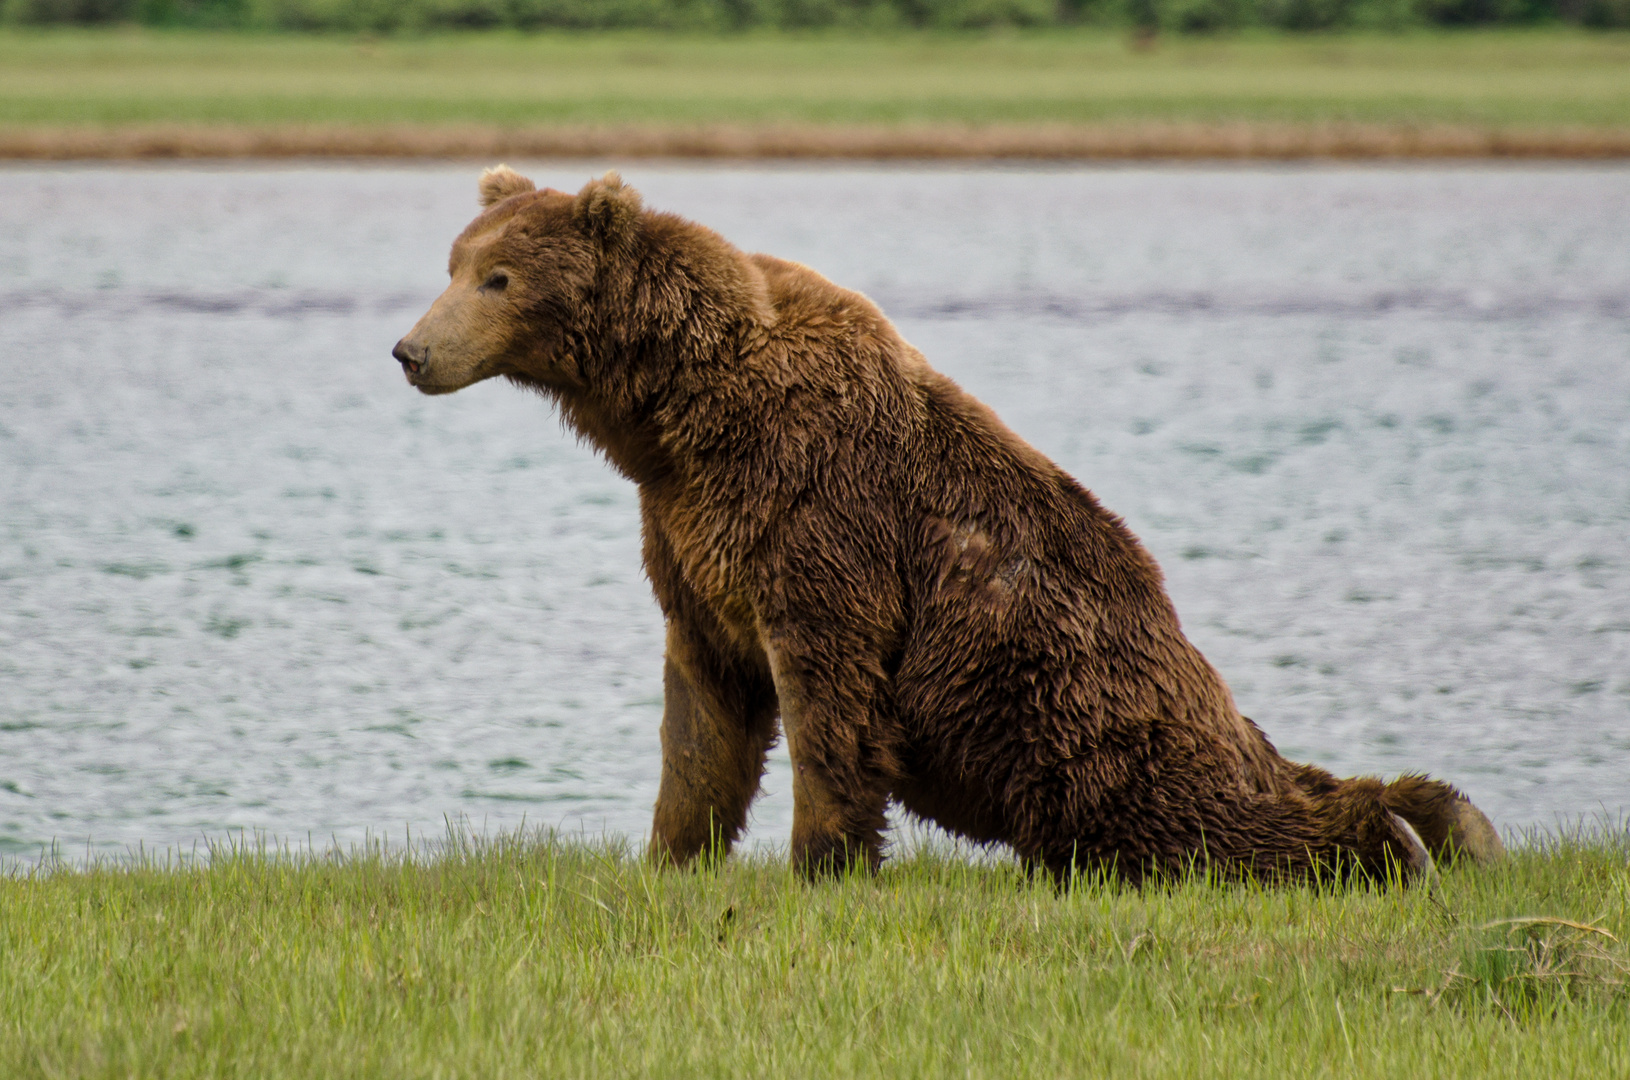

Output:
xmin=391 ymin=166 xmax=644 ymax=396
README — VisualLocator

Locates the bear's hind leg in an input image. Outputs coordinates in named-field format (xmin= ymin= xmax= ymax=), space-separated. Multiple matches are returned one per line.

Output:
xmin=1289 ymin=761 xmax=1503 ymax=868
xmin=1238 ymin=776 xmax=1437 ymax=886
xmin=650 ymin=627 xmax=779 ymax=868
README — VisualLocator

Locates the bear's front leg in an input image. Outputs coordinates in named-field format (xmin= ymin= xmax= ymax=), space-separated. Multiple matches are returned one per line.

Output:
xmin=650 ymin=623 xmax=779 ymax=868
xmin=761 ymin=628 xmax=896 ymax=879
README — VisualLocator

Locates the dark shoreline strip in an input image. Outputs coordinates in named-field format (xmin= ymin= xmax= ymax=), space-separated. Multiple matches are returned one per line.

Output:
xmin=8 ymin=285 xmax=1625 ymax=321
xmin=4 ymin=123 xmax=1630 ymax=161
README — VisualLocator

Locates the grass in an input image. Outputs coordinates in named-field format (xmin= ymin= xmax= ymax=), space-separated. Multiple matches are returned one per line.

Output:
xmin=2 ymin=827 xmax=1627 ymax=1078
xmin=1 ymin=27 xmax=1629 ymax=132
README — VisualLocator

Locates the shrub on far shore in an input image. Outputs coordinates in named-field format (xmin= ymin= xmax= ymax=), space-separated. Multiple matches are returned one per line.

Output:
xmin=1 ymin=0 xmax=1625 ymax=32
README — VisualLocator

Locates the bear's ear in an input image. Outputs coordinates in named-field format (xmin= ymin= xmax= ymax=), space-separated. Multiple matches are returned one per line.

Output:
xmin=478 ymin=164 xmax=536 ymax=208
xmin=573 ymin=171 xmax=643 ymax=244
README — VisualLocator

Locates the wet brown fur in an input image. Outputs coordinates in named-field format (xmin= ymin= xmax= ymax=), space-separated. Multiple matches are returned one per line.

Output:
xmin=393 ymin=171 xmax=1503 ymax=884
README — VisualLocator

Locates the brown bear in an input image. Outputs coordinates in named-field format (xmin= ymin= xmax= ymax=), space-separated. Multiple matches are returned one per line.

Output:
xmin=392 ymin=166 xmax=1503 ymax=884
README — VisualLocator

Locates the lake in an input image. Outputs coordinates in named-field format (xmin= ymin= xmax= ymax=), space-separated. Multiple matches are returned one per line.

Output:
xmin=2 ymin=163 xmax=1627 ymax=862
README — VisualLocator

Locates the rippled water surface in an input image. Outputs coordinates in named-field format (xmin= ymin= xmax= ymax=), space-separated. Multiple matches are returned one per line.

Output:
xmin=3 ymin=164 xmax=1628 ymax=861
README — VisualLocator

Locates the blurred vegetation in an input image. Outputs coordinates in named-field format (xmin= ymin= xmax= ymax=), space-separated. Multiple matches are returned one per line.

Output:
xmin=1 ymin=0 xmax=1627 ymax=33
xmin=6 ymin=28 xmax=1626 ymax=133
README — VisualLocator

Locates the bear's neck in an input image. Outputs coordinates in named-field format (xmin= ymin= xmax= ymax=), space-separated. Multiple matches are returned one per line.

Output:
xmin=553 ymin=387 xmax=675 ymax=485
xmin=553 ymin=232 xmax=772 ymax=487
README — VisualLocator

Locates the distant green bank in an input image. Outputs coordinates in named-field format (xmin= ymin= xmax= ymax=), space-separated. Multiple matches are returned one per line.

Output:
xmin=2 ymin=830 xmax=1627 ymax=1078
xmin=2 ymin=0 xmax=1628 ymax=32
xmin=2 ymin=29 xmax=1628 ymax=132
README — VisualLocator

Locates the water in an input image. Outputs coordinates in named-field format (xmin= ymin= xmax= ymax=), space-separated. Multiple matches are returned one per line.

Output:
xmin=2 ymin=164 xmax=1627 ymax=862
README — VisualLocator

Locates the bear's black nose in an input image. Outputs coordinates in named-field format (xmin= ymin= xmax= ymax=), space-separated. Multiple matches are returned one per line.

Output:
xmin=393 ymin=339 xmax=425 ymax=374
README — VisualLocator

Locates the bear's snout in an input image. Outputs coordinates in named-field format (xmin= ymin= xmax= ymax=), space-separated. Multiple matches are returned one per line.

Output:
xmin=392 ymin=338 xmax=426 ymax=376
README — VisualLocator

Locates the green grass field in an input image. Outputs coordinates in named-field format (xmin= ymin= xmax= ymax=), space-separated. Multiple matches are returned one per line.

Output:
xmin=2 ymin=27 xmax=1629 ymax=131
xmin=3 ymin=829 xmax=1626 ymax=1078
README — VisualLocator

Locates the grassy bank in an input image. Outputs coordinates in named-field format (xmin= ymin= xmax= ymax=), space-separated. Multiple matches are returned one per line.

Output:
xmin=2 ymin=830 xmax=1627 ymax=1078
xmin=1 ymin=28 xmax=1629 ymax=158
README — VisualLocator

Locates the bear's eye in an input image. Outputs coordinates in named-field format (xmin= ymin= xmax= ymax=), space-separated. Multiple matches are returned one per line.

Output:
xmin=483 ymin=271 xmax=509 ymax=292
